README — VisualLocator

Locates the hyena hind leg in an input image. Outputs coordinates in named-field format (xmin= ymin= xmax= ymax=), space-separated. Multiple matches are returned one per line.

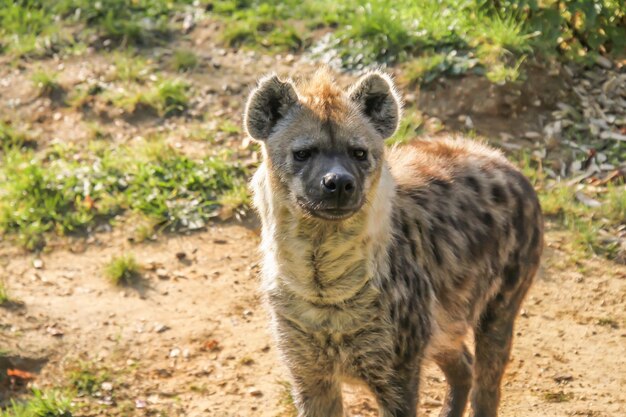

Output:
xmin=434 ymin=344 xmax=473 ymax=417
xmin=470 ymin=287 xmax=529 ymax=417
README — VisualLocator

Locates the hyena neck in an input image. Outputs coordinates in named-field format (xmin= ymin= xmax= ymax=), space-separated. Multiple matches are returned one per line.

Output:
xmin=255 ymin=163 xmax=396 ymax=304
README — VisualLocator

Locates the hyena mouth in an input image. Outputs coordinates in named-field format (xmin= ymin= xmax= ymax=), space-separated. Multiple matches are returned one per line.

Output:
xmin=296 ymin=198 xmax=360 ymax=221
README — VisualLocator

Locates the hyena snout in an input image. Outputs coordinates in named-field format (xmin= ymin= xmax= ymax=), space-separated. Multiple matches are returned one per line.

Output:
xmin=300 ymin=156 xmax=365 ymax=220
xmin=321 ymin=170 xmax=355 ymax=200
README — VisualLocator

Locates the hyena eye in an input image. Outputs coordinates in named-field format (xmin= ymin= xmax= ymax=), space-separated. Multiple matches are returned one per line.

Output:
xmin=293 ymin=149 xmax=312 ymax=161
xmin=352 ymin=149 xmax=367 ymax=161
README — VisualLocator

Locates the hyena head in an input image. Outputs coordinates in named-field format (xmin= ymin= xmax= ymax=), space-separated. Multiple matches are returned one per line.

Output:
xmin=244 ymin=69 xmax=401 ymax=221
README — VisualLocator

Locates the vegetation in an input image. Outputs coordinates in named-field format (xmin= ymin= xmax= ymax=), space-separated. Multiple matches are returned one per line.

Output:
xmin=104 ymin=254 xmax=142 ymax=286
xmin=0 ymin=278 xmax=9 ymax=305
xmin=517 ymin=151 xmax=626 ymax=260
xmin=0 ymin=389 xmax=73 ymax=417
xmin=1 ymin=1 xmax=623 ymax=79
xmin=31 ymin=70 xmax=62 ymax=98
xmin=0 ymin=142 xmax=248 ymax=250
xmin=172 ymin=49 xmax=199 ymax=72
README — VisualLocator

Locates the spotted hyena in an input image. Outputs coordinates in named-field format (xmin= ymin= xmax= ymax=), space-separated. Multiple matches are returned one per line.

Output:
xmin=244 ymin=68 xmax=543 ymax=417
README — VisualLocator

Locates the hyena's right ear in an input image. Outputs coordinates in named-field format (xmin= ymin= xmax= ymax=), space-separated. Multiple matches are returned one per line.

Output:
xmin=244 ymin=75 xmax=299 ymax=141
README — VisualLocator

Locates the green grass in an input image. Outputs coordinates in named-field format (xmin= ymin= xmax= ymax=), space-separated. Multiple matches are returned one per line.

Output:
xmin=2 ymin=1 xmax=624 ymax=84
xmin=516 ymin=151 xmax=625 ymax=260
xmin=0 ymin=122 xmax=34 ymax=150
xmin=0 ymin=389 xmax=73 ymax=417
xmin=67 ymin=362 xmax=110 ymax=395
xmin=110 ymin=78 xmax=190 ymax=117
xmin=596 ymin=317 xmax=620 ymax=329
xmin=109 ymin=51 xmax=152 ymax=84
xmin=0 ymin=0 xmax=188 ymax=56
xmin=104 ymin=254 xmax=141 ymax=286
xmin=0 ymin=278 xmax=9 ymax=305
xmin=386 ymin=109 xmax=425 ymax=146
xmin=31 ymin=70 xmax=62 ymax=98
xmin=172 ymin=50 xmax=199 ymax=72
xmin=542 ymin=390 xmax=574 ymax=403
xmin=0 ymin=141 xmax=248 ymax=251
xmin=213 ymin=0 xmax=625 ymax=80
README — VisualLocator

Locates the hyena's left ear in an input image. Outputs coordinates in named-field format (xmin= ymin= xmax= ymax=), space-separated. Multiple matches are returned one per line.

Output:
xmin=244 ymin=74 xmax=299 ymax=141
xmin=348 ymin=71 xmax=401 ymax=139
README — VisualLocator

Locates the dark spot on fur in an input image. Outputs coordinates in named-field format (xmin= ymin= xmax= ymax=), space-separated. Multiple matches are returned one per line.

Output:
xmin=465 ymin=176 xmax=481 ymax=194
xmin=482 ymin=211 xmax=494 ymax=228
xmin=431 ymin=178 xmax=451 ymax=193
xmin=491 ymin=184 xmax=508 ymax=204
xmin=430 ymin=235 xmax=444 ymax=266
xmin=503 ymin=262 xmax=520 ymax=288
xmin=513 ymin=194 xmax=526 ymax=243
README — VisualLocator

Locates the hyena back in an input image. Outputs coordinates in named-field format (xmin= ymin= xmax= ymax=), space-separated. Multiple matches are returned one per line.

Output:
xmin=244 ymin=69 xmax=543 ymax=417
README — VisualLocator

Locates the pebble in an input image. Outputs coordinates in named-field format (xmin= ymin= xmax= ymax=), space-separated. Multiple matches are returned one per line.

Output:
xmin=156 ymin=268 xmax=169 ymax=279
xmin=33 ymin=259 xmax=44 ymax=269
xmin=248 ymin=387 xmax=263 ymax=397
xmin=595 ymin=55 xmax=612 ymax=69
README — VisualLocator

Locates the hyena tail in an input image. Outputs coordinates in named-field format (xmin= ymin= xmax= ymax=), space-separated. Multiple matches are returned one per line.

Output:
xmin=470 ymin=264 xmax=537 ymax=417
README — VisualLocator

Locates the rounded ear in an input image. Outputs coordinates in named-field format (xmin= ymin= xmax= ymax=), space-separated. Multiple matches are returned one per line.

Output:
xmin=348 ymin=71 xmax=401 ymax=139
xmin=244 ymin=74 xmax=299 ymax=141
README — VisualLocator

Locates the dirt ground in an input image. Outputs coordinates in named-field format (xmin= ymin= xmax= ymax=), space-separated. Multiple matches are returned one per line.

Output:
xmin=1 ymin=222 xmax=625 ymax=417
xmin=1 ymin=19 xmax=625 ymax=417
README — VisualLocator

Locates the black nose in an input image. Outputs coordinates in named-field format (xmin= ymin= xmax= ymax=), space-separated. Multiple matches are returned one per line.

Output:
xmin=321 ymin=173 xmax=355 ymax=194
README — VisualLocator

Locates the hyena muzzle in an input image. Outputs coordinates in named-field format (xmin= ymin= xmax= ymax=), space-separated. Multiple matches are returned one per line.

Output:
xmin=244 ymin=68 xmax=543 ymax=417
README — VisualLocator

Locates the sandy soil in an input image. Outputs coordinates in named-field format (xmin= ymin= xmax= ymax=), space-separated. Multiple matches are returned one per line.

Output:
xmin=1 ymin=223 xmax=625 ymax=417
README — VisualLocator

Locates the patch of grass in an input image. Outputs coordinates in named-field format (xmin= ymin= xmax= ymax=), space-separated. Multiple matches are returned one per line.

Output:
xmin=514 ymin=150 xmax=626 ymax=260
xmin=0 ymin=389 xmax=73 ymax=417
xmin=596 ymin=317 xmax=619 ymax=329
xmin=110 ymin=51 xmax=152 ymax=84
xmin=386 ymin=108 xmax=424 ymax=146
xmin=218 ymin=120 xmax=241 ymax=135
xmin=105 ymin=254 xmax=141 ymax=286
xmin=172 ymin=50 xmax=199 ymax=72
xmin=0 ymin=142 xmax=248 ymax=250
xmin=276 ymin=380 xmax=297 ymax=417
xmin=31 ymin=70 xmax=62 ymax=98
xmin=111 ymin=78 xmax=190 ymax=117
xmin=68 ymin=362 xmax=110 ymax=395
xmin=542 ymin=390 xmax=573 ymax=403
xmin=0 ymin=122 xmax=35 ymax=150
xmin=0 ymin=278 xmax=9 ymax=305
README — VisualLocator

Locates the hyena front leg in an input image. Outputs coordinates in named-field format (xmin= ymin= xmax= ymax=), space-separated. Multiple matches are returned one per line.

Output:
xmin=362 ymin=362 xmax=421 ymax=417
xmin=290 ymin=373 xmax=344 ymax=417
xmin=433 ymin=344 xmax=473 ymax=417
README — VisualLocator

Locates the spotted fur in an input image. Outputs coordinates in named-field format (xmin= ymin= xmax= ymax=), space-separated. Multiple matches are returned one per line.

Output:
xmin=245 ymin=69 xmax=543 ymax=417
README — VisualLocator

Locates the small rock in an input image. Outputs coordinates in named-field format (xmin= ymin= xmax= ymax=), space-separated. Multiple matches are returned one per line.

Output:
xmin=169 ymin=348 xmax=181 ymax=358
xmin=156 ymin=268 xmax=169 ymax=279
xmin=553 ymin=374 xmax=574 ymax=383
xmin=600 ymin=131 xmax=626 ymax=141
xmin=524 ymin=131 xmax=541 ymax=140
xmin=595 ymin=55 xmax=612 ymax=69
xmin=135 ymin=399 xmax=146 ymax=409
xmin=33 ymin=259 xmax=44 ymax=269
xmin=175 ymin=251 xmax=187 ymax=260
xmin=154 ymin=323 xmax=170 ymax=333
xmin=248 ymin=387 xmax=263 ymax=397
xmin=101 ymin=382 xmax=113 ymax=392
xmin=46 ymin=326 xmax=64 ymax=337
